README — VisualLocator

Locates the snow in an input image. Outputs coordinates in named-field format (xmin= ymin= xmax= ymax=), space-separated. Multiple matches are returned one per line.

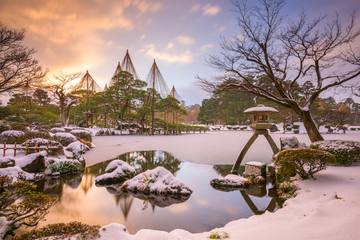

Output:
xmin=0 ymin=166 xmax=36 ymax=182
xmin=121 ymin=166 xmax=192 ymax=195
xmin=0 ymin=156 xmax=15 ymax=167
xmin=70 ymin=129 xmax=91 ymax=135
xmin=0 ymin=130 xmax=25 ymax=137
xmin=95 ymin=160 xmax=136 ymax=185
xmin=244 ymin=104 xmax=279 ymax=113
xmin=245 ymin=161 xmax=267 ymax=167
xmin=211 ymin=174 xmax=249 ymax=187
xmin=22 ymin=138 xmax=61 ymax=147
xmin=93 ymin=165 xmax=360 ymax=240
xmin=85 ymin=132 xmax=360 ymax=167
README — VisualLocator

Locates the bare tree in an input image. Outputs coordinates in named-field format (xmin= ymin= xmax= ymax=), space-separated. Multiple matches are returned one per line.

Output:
xmin=47 ymin=72 xmax=80 ymax=126
xmin=202 ymin=0 xmax=360 ymax=142
xmin=0 ymin=24 xmax=44 ymax=93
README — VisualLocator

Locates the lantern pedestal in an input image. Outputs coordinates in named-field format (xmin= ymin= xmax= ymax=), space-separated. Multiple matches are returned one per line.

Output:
xmin=231 ymin=127 xmax=279 ymax=174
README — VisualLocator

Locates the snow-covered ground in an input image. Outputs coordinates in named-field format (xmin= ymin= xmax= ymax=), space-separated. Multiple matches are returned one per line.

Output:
xmin=85 ymin=131 xmax=360 ymax=166
xmin=98 ymin=164 xmax=360 ymax=240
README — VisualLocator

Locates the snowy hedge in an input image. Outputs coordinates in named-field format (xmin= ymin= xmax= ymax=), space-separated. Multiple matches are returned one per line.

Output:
xmin=24 ymin=131 xmax=52 ymax=140
xmin=310 ymin=140 xmax=360 ymax=165
xmin=50 ymin=127 xmax=65 ymax=133
xmin=274 ymin=148 xmax=335 ymax=180
xmin=0 ymin=130 xmax=25 ymax=144
xmin=54 ymin=132 xmax=77 ymax=146
xmin=70 ymin=130 xmax=92 ymax=142
xmin=22 ymin=138 xmax=63 ymax=155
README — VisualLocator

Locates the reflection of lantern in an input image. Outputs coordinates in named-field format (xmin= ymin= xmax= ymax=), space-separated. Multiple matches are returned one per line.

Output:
xmin=244 ymin=104 xmax=279 ymax=130
xmin=231 ymin=105 xmax=280 ymax=173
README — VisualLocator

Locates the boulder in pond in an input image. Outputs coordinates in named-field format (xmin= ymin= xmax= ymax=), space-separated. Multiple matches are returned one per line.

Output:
xmin=16 ymin=151 xmax=47 ymax=173
xmin=121 ymin=166 xmax=192 ymax=196
xmin=95 ymin=160 xmax=136 ymax=185
xmin=211 ymin=174 xmax=249 ymax=188
xmin=280 ymin=136 xmax=306 ymax=150
xmin=65 ymin=141 xmax=90 ymax=160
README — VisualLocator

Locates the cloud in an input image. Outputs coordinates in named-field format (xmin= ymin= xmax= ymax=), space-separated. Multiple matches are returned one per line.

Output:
xmin=190 ymin=3 xmax=221 ymax=16
xmin=139 ymin=44 xmax=193 ymax=63
xmin=0 ymin=0 xmax=162 ymax=73
xmin=176 ymin=35 xmax=195 ymax=45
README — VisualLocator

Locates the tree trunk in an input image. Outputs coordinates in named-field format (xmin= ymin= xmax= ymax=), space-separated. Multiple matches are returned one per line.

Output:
xmin=300 ymin=110 xmax=324 ymax=142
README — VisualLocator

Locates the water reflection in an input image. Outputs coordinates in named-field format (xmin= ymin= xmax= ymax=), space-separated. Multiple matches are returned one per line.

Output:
xmin=34 ymin=151 xmax=279 ymax=233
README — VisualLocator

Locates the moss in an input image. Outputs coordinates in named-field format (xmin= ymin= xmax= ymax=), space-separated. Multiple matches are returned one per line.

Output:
xmin=208 ymin=231 xmax=229 ymax=239
xmin=274 ymin=148 xmax=335 ymax=180
xmin=15 ymin=222 xmax=100 ymax=240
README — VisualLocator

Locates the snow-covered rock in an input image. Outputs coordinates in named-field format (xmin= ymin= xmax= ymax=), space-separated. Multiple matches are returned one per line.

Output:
xmin=121 ymin=166 xmax=192 ymax=196
xmin=99 ymin=223 xmax=128 ymax=240
xmin=0 ymin=130 xmax=25 ymax=143
xmin=50 ymin=127 xmax=66 ymax=133
xmin=65 ymin=141 xmax=90 ymax=160
xmin=280 ymin=137 xmax=306 ymax=150
xmin=95 ymin=160 xmax=136 ymax=185
xmin=0 ymin=157 xmax=15 ymax=168
xmin=54 ymin=132 xmax=77 ymax=146
xmin=15 ymin=151 xmax=47 ymax=173
xmin=0 ymin=166 xmax=36 ymax=182
xmin=211 ymin=174 xmax=249 ymax=188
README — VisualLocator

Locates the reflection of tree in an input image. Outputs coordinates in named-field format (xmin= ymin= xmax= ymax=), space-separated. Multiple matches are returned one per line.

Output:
xmin=128 ymin=191 xmax=190 ymax=209
xmin=105 ymin=185 xmax=134 ymax=221
xmin=80 ymin=169 xmax=94 ymax=195
xmin=213 ymin=164 xmax=245 ymax=176
xmin=88 ymin=150 xmax=181 ymax=175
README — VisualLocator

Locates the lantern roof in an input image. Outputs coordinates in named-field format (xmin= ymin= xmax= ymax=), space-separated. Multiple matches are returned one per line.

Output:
xmin=244 ymin=104 xmax=279 ymax=114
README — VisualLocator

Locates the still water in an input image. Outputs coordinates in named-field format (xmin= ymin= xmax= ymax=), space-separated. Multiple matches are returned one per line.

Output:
xmin=36 ymin=150 xmax=278 ymax=233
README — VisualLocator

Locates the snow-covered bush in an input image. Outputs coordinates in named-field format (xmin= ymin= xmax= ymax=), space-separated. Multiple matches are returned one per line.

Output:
xmin=95 ymin=160 xmax=136 ymax=185
xmin=0 ymin=130 xmax=25 ymax=144
xmin=22 ymin=138 xmax=63 ymax=155
xmin=65 ymin=141 xmax=90 ymax=160
xmin=274 ymin=148 xmax=334 ymax=180
xmin=276 ymin=180 xmax=297 ymax=204
xmin=211 ymin=174 xmax=249 ymax=188
xmin=310 ymin=140 xmax=360 ymax=165
xmin=54 ymin=132 xmax=77 ymax=146
xmin=70 ymin=129 xmax=92 ymax=142
xmin=121 ymin=166 xmax=192 ymax=195
xmin=47 ymin=159 xmax=83 ymax=175
xmin=24 ymin=131 xmax=52 ymax=140
xmin=50 ymin=127 xmax=65 ymax=133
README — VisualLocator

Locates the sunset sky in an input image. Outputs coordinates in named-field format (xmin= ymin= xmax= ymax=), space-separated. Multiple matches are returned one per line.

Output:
xmin=0 ymin=0 xmax=359 ymax=104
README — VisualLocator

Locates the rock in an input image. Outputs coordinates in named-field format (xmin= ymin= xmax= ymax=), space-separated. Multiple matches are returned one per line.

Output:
xmin=280 ymin=136 xmax=307 ymax=150
xmin=65 ymin=141 xmax=90 ymax=160
xmin=95 ymin=160 xmax=136 ymax=185
xmin=310 ymin=140 xmax=360 ymax=165
xmin=0 ymin=157 xmax=15 ymax=168
xmin=16 ymin=151 xmax=47 ymax=173
xmin=211 ymin=174 xmax=249 ymax=188
xmin=0 ymin=166 xmax=36 ymax=182
xmin=70 ymin=129 xmax=92 ymax=142
xmin=54 ymin=132 xmax=77 ymax=146
xmin=121 ymin=166 xmax=192 ymax=196
xmin=243 ymin=161 xmax=267 ymax=177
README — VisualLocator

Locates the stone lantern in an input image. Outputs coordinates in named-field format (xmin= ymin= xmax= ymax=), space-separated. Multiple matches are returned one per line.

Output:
xmin=231 ymin=104 xmax=280 ymax=173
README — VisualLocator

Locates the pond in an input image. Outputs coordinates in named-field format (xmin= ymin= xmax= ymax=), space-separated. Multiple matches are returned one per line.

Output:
xmin=34 ymin=150 xmax=279 ymax=234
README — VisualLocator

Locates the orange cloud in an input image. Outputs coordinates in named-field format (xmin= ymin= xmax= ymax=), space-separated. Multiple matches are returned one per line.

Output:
xmin=0 ymin=0 xmax=162 ymax=74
